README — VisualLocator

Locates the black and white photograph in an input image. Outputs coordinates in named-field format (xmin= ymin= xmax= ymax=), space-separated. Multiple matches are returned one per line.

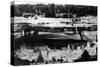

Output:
xmin=11 ymin=1 xmax=97 ymax=66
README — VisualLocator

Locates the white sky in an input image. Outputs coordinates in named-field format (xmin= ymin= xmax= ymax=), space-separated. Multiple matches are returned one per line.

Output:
xmin=13 ymin=0 xmax=98 ymax=6
xmin=14 ymin=1 xmax=49 ymax=5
